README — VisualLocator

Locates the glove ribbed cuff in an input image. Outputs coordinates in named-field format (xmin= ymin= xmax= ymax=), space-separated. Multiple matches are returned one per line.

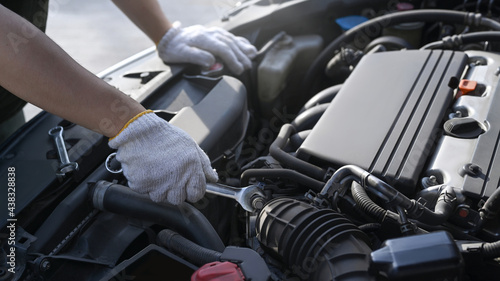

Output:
xmin=109 ymin=109 xmax=154 ymax=142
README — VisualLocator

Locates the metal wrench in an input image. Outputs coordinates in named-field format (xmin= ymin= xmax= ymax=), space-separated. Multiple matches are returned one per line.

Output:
xmin=205 ymin=182 xmax=266 ymax=212
xmin=48 ymin=126 xmax=79 ymax=177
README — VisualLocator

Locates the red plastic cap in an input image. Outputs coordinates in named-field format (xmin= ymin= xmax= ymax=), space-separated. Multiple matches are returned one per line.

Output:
xmin=191 ymin=262 xmax=245 ymax=281
xmin=458 ymin=208 xmax=469 ymax=218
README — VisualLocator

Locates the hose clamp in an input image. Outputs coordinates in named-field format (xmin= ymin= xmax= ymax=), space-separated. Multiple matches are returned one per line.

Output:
xmin=360 ymin=170 xmax=371 ymax=188
xmin=92 ymin=181 xmax=113 ymax=211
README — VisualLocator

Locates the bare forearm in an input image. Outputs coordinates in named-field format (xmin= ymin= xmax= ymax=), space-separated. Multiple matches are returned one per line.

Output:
xmin=0 ymin=5 xmax=144 ymax=137
xmin=112 ymin=0 xmax=172 ymax=44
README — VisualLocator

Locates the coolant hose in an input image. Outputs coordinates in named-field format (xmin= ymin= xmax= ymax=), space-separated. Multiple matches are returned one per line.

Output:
xmin=416 ymin=185 xmax=457 ymax=225
xmin=302 ymin=9 xmax=500 ymax=94
xmin=321 ymin=165 xmax=457 ymax=225
xmin=289 ymin=130 xmax=311 ymax=149
xmin=473 ymin=185 xmax=500 ymax=232
xmin=291 ymin=103 xmax=329 ymax=131
xmin=90 ymin=180 xmax=225 ymax=252
xmin=481 ymin=240 xmax=500 ymax=259
xmin=480 ymin=185 xmax=500 ymax=221
xmin=269 ymin=124 xmax=327 ymax=181
xmin=157 ymin=229 xmax=222 ymax=266
xmin=299 ymin=84 xmax=342 ymax=114
xmin=422 ymin=31 xmax=500 ymax=49
xmin=364 ymin=35 xmax=415 ymax=51
xmin=241 ymin=168 xmax=324 ymax=191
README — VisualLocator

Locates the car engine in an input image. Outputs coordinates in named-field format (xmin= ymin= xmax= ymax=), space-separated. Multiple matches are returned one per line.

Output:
xmin=3 ymin=0 xmax=500 ymax=280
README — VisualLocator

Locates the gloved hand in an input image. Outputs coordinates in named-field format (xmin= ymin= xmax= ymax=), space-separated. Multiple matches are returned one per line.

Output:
xmin=109 ymin=110 xmax=218 ymax=205
xmin=157 ymin=23 xmax=257 ymax=75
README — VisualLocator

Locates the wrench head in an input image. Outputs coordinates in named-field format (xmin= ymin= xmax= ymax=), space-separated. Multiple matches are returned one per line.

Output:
xmin=57 ymin=162 xmax=79 ymax=177
xmin=239 ymin=186 xmax=266 ymax=212
xmin=205 ymin=183 xmax=266 ymax=213
xmin=105 ymin=152 xmax=123 ymax=174
xmin=48 ymin=126 xmax=63 ymax=137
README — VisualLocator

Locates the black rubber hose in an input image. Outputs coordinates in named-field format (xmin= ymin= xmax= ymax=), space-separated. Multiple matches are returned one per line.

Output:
xmin=90 ymin=181 xmax=225 ymax=252
xmin=364 ymin=35 xmax=414 ymax=52
xmin=269 ymin=124 xmax=327 ymax=181
xmin=351 ymin=181 xmax=387 ymax=223
xmin=362 ymin=170 xmax=457 ymax=225
xmin=289 ymin=130 xmax=311 ymax=149
xmin=422 ymin=31 xmax=500 ymax=49
xmin=157 ymin=229 xmax=222 ymax=266
xmin=459 ymin=31 xmax=500 ymax=43
xmin=358 ymin=223 xmax=382 ymax=233
xmin=241 ymin=168 xmax=324 ymax=191
xmin=481 ymin=240 xmax=500 ymax=259
xmin=414 ymin=185 xmax=457 ymax=225
xmin=299 ymin=84 xmax=342 ymax=114
xmin=302 ymin=9 xmax=500 ymax=95
xmin=291 ymin=103 xmax=329 ymax=132
xmin=471 ymin=185 xmax=500 ymax=233
xmin=480 ymin=185 xmax=500 ymax=220
xmin=321 ymin=165 xmax=457 ymax=225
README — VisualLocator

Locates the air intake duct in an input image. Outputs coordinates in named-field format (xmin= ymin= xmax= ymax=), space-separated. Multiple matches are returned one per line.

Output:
xmin=255 ymin=198 xmax=374 ymax=281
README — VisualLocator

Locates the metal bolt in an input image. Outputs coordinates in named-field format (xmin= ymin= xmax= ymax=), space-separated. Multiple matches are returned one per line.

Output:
xmin=39 ymin=259 xmax=51 ymax=272
xmin=252 ymin=197 xmax=266 ymax=210
xmin=423 ymin=175 xmax=439 ymax=187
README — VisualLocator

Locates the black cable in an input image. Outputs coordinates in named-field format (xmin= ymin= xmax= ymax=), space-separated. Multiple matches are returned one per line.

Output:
xmin=351 ymin=181 xmax=387 ymax=223
xmin=358 ymin=223 xmax=382 ymax=233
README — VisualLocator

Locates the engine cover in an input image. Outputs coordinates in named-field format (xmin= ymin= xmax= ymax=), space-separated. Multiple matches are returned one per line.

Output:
xmin=297 ymin=50 xmax=468 ymax=194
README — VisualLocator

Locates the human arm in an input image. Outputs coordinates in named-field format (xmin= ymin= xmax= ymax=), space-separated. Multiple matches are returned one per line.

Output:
xmin=111 ymin=0 xmax=172 ymax=44
xmin=0 ymin=4 xmax=144 ymax=137
xmin=0 ymin=4 xmax=217 ymax=204
xmin=112 ymin=0 xmax=257 ymax=74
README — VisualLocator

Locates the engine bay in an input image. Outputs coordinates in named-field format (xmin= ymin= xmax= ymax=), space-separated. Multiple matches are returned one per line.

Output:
xmin=3 ymin=0 xmax=500 ymax=280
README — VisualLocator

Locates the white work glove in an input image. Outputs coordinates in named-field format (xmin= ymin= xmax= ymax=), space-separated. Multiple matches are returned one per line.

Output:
xmin=157 ymin=23 xmax=257 ymax=75
xmin=109 ymin=110 xmax=218 ymax=205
